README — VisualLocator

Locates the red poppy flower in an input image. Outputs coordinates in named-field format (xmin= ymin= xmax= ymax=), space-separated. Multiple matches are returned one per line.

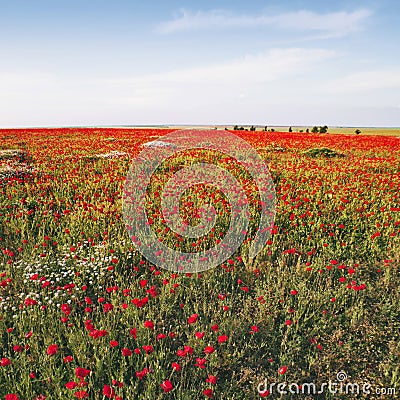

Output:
xmin=5 ymin=395 xmax=20 ymax=400
xmin=1 ymin=357 xmax=11 ymax=366
xmin=46 ymin=344 xmax=58 ymax=356
xmin=278 ymin=366 xmax=287 ymax=374
xmin=194 ymin=358 xmax=207 ymax=368
xmin=172 ymin=362 xmax=181 ymax=371
xmin=74 ymin=391 xmax=88 ymax=399
xmin=188 ymin=313 xmax=198 ymax=324
xmin=259 ymin=389 xmax=270 ymax=397
xmin=103 ymin=384 xmax=116 ymax=398
xmin=142 ymin=345 xmax=154 ymax=354
xmin=122 ymin=348 xmax=132 ymax=357
xmin=160 ymin=379 xmax=174 ymax=393
xmin=206 ymin=375 xmax=217 ymax=384
xmin=65 ymin=382 xmax=78 ymax=390
xmin=218 ymin=335 xmax=228 ymax=343
xmin=144 ymin=320 xmax=154 ymax=330
xmin=75 ymin=367 xmax=91 ymax=380
xmin=129 ymin=327 xmax=137 ymax=338
xmin=211 ymin=324 xmax=219 ymax=332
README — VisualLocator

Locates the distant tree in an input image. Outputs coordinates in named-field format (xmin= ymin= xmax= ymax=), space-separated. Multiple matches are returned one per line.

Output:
xmin=250 ymin=125 xmax=256 ymax=131
xmin=264 ymin=126 xmax=268 ymax=131
xmin=319 ymin=125 xmax=328 ymax=133
xmin=233 ymin=125 xmax=238 ymax=130
xmin=311 ymin=126 xmax=319 ymax=133
xmin=306 ymin=128 xmax=309 ymax=133
xmin=288 ymin=126 xmax=293 ymax=132
xmin=299 ymin=129 xmax=303 ymax=133
xmin=355 ymin=129 xmax=362 ymax=135
xmin=270 ymin=128 xmax=275 ymax=132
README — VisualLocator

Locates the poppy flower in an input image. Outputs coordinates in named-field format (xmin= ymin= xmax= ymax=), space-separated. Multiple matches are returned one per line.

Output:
xmin=103 ymin=384 xmax=116 ymax=398
xmin=194 ymin=358 xmax=207 ymax=368
xmin=160 ymin=379 xmax=174 ymax=393
xmin=5 ymin=395 xmax=20 ymax=400
xmin=75 ymin=367 xmax=91 ymax=380
xmin=1 ymin=358 xmax=11 ymax=366
xmin=129 ymin=327 xmax=137 ymax=338
xmin=172 ymin=362 xmax=181 ymax=371
xmin=188 ymin=313 xmax=198 ymax=324
xmin=65 ymin=382 xmax=78 ymax=390
xmin=206 ymin=375 xmax=217 ymax=384
xmin=46 ymin=344 xmax=58 ymax=356
xmin=122 ymin=348 xmax=132 ymax=357
xmin=211 ymin=324 xmax=219 ymax=332
xmin=278 ymin=366 xmax=287 ymax=374
xmin=218 ymin=335 xmax=228 ymax=343
xmin=144 ymin=320 xmax=154 ymax=330
xmin=74 ymin=391 xmax=89 ymax=399
xmin=142 ymin=345 xmax=154 ymax=354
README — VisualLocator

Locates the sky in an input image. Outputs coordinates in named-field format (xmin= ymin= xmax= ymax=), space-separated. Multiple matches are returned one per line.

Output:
xmin=1 ymin=0 xmax=400 ymax=127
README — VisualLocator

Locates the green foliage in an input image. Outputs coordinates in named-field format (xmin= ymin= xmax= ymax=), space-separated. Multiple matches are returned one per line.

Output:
xmin=319 ymin=125 xmax=329 ymax=134
xmin=303 ymin=147 xmax=346 ymax=158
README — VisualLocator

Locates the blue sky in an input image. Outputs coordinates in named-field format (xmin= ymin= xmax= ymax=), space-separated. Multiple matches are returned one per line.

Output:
xmin=1 ymin=0 xmax=400 ymax=127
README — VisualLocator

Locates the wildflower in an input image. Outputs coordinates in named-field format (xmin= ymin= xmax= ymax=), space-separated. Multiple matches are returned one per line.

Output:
xmin=160 ymin=379 xmax=174 ymax=393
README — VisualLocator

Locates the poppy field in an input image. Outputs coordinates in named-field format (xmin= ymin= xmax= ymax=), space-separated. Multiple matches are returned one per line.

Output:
xmin=0 ymin=128 xmax=399 ymax=399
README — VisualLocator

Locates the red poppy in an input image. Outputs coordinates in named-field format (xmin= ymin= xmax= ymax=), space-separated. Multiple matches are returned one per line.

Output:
xmin=188 ymin=313 xmax=198 ymax=324
xmin=74 ymin=391 xmax=89 ymax=399
xmin=65 ymin=382 xmax=78 ymax=390
xmin=46 ymin=344 xmax=58 ymax=356
xmin=103 ymin=384 xmax=116 ymax=398
xmin=142 ymin=345 xmax=154 ymax=354
xmin=160 ymin=379 xmax=174 ymax=393
xmin=75 ymin=367 xmax=91 ymax=380
xmin=122 ymin=348 xmax=133 ymax=357
xmin=218 ymin=335 xmax=228 ymax=343
xmin=1 ymin=358 xmax=11 ymax=366
xmin=206 ymin=375 xmax=217 ymax=384
xmin=129 ymin=327 xmax=137 ymax=338
xmin=5 ymin=395 xmax=20 ymax=400
xmin=144 ymin=320 xmax=154 ymax=330
xmin=278 ymin=366 xmax=287 ymax=374
xmin=172 ymin=362 xmax=181 ymax=371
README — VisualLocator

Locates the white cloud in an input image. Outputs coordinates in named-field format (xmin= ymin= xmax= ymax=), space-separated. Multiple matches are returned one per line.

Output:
xmin=103 ymin=47 xmax=335 ymax=105
xmin=0 ymin=72 xmax=57 ymax=97
xmin=158 ymin=8 xmax=372 ymax=37
xmin=325 ymin=69 xmax=400 ymax=93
